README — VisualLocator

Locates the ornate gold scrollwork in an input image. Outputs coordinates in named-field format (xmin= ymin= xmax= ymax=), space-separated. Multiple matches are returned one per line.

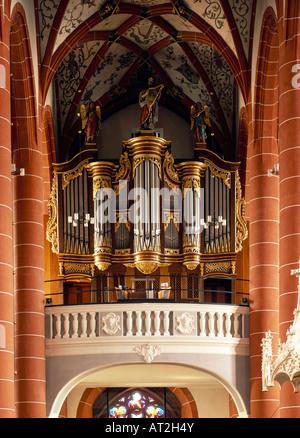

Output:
xmin=46 ymin=172 xmax=58 ymax=254
xmin=115 ymin=211 xmax=130 ymax=232
xmin=124 ymin=261 xmax=160 ymax=275
xmin=133 ymin=155 xmax=161 ymax=179
xmin=93 ymin=176 xmax=112 ymax=199
xmin=163 ymin=151 xmax=180 ymax=192
xmin=163 ymin=211 xmax=180 ymax=232
xmin=132 ymin=156 xmax=146 ymax=178
xmin=184 ymin=262 xmax=199 ymax=271
xmin=235 ymin=173 xmax=248 ymax=253
xmin=204 ymin=160 xmax=231 ymax=189
xmin=205 ymin=262 xmax=231 ymax=273
xmin=95 ymin=262 xmax=111 ymax=271
xmin=164 ymin=249 xmax=180 ymax=255
xmin=114 ymin=151 xmax=131 ymax=182
xmin=148 ymin=156 xmax=162 ymax=179
xmin=62 ymin=159 xmax=90 ymax=189
xmin=182 ymin=176 xmax=201 ymax=197
xmin=124 ymin=261 xmax=170 ymax=275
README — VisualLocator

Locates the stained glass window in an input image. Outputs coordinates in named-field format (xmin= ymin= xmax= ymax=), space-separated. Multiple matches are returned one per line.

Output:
xmin=109 ymin=390 xmax=164 ymax=418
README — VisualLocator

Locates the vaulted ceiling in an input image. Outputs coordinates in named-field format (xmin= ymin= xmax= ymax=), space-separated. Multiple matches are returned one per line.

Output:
xmin=37 ymin=0 xmax=255 ymax=160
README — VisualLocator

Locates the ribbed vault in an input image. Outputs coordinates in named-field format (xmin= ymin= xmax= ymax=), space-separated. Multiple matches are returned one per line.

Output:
xmin=36 ymin=0 xmax=255 ymax=160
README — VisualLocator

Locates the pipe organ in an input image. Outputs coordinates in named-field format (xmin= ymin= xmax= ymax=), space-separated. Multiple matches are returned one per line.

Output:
xmin=47 ymin=135 xmax=247 ymax=282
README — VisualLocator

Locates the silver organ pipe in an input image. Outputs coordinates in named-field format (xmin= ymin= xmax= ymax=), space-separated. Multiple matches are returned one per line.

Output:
xmin=204 ymin=166 xmax=231 ymax=253
xmin=183 ymin=183 xmax=201 ymax=248
xmin=133 ymin=158 xmax=161 ymax=253
xmin=101 ymin=188 xmax=112 ymax=249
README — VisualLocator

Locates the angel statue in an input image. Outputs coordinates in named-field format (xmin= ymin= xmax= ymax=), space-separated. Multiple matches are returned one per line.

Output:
xmin=80 ymin=101 xmax=101 ymax=144
xmin=139 ymin=77 xmax=164 ymax=131
xmin=190 ymin=102 xmax=211 ymax=144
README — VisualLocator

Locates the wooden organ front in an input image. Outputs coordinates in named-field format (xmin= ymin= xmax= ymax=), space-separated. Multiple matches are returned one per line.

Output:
xmin=47 ymin=135 xmax=248 ymax=303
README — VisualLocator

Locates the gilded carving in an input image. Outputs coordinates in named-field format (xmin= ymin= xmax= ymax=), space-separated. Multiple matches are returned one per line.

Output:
xmin=235 ymin=172 xmax=248 ymax=253
xmin=62 ymin=159 xmax=90 ymax=189
xmin=46 ymin=172 xmax=59 ymax=254
xmin=182 ymin=176 xmax=201 ymax=197
xmin=164 ymin=249 xmax=180 ymax=255
xmin=64 ymin=262 xmax=90 ymax=273
xmin=133 ymin=156 xmax=146 ymax=178
xmin=124 ymin=261 xmax=170 ymax=274
xmin=133 ymin=156 xmax=161 ymax=179
xmin=205 ymin=262 xmax=231 ymax=273
xmin=163 ymin=151 xmax=180 ymax=192
xmin=163 ymin=211 xmax=180 ymax=232
xmin=93 ymin=176 xmax=112 ymax=199
xmin=124 ymin=261 xmax=160 ymax=275
xmin=115 ymin=211 xmax=130 ymax=232
xmin=95 ymin=261 xmax=111 ymax=271
xmin=184 ymin=262 xmax=199 ymax=271
xmin=148 ymin=156 xmax=162 ymax=179
xmin=204 ymin=160 xmax=231 ymax=189
xmin=115 ymin=248 xmax=131 ymax=255
xmin=115 ymin=151 xmax=131 ymax=183
xmin=58 ymin=259 xmax=94 ymax=277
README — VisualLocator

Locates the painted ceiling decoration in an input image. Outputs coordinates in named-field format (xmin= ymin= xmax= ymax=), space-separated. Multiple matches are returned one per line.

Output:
xmin=36 ymin=0 xmax=255 ymax=160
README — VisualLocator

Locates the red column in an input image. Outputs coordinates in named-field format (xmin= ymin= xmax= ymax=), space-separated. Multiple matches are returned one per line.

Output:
xmin=13 ymin=149 xmax=46 ymax=418
xmin=10 ymin=6 xmax=46 ymax=418
xmin=248 ymin=137 xmax=280 ymax=418
xmin=0 ymin=34 xmax=15 ymax=417
xmin=278 ymin=2 xmax=300 ymax=417
xmin=248 ymin=10 xmax=280 ymax=418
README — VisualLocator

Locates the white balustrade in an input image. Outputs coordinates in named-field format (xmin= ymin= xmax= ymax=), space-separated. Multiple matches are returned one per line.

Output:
xmin=46 ymin=303 xmax=248 ymax=342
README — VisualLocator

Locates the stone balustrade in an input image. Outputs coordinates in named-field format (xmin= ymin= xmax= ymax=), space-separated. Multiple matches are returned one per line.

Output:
xmin=45 ymin=302 xmax=249 ymax=341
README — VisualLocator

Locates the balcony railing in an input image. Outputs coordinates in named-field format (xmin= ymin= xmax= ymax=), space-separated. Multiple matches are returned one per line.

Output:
xmin=45 ymin=274 xmax=249 ymax=307
xmin=45 ymin=302 xmax=249 ymax=341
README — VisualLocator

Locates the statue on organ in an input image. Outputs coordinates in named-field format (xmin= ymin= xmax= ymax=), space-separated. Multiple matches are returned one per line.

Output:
xmin=139 ymin=77 xmax=164 ymax=131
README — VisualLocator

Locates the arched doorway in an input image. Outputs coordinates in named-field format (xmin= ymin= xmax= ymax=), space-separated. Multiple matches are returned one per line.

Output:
xmin=48 ymin=363 xmax=248 ymax=418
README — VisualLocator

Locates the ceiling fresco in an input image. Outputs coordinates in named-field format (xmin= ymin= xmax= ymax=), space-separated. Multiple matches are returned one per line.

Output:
xmin=37 ymin=0 xmax=255 ymax=160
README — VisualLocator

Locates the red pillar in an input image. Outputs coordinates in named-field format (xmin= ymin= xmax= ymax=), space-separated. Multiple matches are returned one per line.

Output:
xmin=278 ymin=1 xmax=300 ymax=417
xmin=11 ymin=6 xmax=46 ymax=418
xmin=0 ymin=21 xmax=15 ymax=418
xmin=13 ymin=149 xmax=46 ymax=418
xmin=248 ymin=9 xmax=280 ymax=418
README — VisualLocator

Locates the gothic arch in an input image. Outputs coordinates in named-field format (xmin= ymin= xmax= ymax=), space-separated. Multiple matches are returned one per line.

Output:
xmin=48 ymin=362 xmax=248 ymax=418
